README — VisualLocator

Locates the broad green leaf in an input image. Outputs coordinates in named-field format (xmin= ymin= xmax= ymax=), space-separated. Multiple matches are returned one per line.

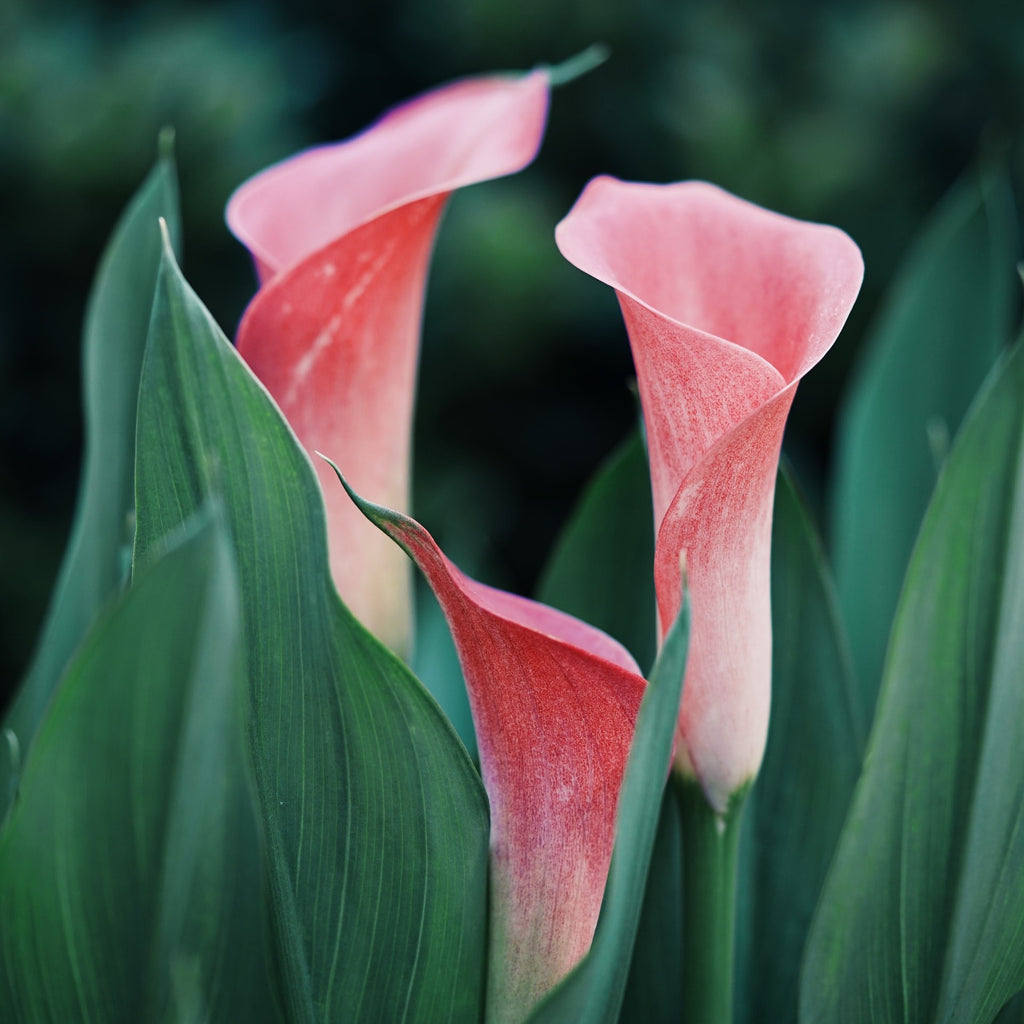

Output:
xmin=830 ymin=166 xmax=1018 ymax=724
xmin=0 ymin=509 xmax=279 ymax=1023
xmin=736 ymin=464 xmax=865 ymax=1024
xmin=525 ymin=579 xmax=690 ymax=1024
xmin=538 ymin=428 xmax=656 ymax=673
xmin=1 ymin=144 xmax=181 ymax=821
xmin=802 ymin=338 xmax=1024 ymax=1023
xmin=133 ymin=233 xmax=489 ymax=1021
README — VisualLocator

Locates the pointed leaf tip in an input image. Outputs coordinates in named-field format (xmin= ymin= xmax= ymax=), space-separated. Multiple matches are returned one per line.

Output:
xmin=158 ymin=216 xmax=175 ymax=260
xmin=542 ymin=44 xmax=610 ymax=87
xmin=158 ymin=125 xmax=176 ymax=161
xmin=134 ymin=236 xmax=489 ymax=1019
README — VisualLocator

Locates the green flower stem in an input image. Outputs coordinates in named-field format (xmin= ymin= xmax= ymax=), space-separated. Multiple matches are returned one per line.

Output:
xmin=674 ymin=774 xmax=747 ymax=1024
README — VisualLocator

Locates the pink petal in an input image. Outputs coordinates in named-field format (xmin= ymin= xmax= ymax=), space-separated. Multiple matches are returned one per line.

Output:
xmin=349 ymin=491 xmax=644 ymax=1024
xmin=228 ymin=72 xmax=550 ymax=654
xmin=227 ymin=72 xmax=550 ymax=282
xmin=556 ymin=178 xmax=863 ymax=811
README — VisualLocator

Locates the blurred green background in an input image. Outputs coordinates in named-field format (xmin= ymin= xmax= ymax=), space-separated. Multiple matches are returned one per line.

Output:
xmin=3 ymin=0 xmax=1023 ymax=701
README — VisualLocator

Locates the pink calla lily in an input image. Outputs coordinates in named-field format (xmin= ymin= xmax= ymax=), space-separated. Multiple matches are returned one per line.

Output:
xmin=227 ymin=71 xmax=550 ymax=655
xmin=556 ymin=178 xmax=863 ymax=812
xmin=336 ymin=476 xmax=646 ymax=1024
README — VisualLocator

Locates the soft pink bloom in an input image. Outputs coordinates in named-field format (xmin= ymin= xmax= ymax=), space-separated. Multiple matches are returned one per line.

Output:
xmin=227 ymin=72 xmax=550 ymax=655
xmin=342 ymin=484 xmax=645 ymax=1024
xmin=556 ymin=178 xmax=863 ymax=812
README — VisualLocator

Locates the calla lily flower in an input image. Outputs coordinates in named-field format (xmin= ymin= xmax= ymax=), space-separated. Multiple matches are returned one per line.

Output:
xmin=227 ymin=71 xmax=550 ymax=656
xmin=334 ymin=473 xmax=646 ymax=1024
xmin=556 ymin=178 xmax=863 ymax=812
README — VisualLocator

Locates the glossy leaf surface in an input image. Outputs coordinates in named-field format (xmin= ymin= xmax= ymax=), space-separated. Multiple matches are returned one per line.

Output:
xmin=802 ymin=339 xmax=1024 ymax=1023
xmin=133 ymin=238 xmax=489 ymax=1022
xmin=0 ymin=511 xmax=277 ymax=1023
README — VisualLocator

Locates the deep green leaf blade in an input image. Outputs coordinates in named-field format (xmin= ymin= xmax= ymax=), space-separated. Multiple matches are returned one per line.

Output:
xmin=538 ymin=427 xmax=656 ymax=673
xmin=133 ymin=236 xmax=489 ymax=1021
xmin=1 ymin=148 xmax=181 ymax=820
xmin=830 ymin=166 xmax=1018 ymax=723
xmin=618 ymin=790 xmax=682 ymax=1023
xmin=525 ymin=579 xmax=690 ymax=1024
xmin=0 ymin=509 xmax=278 ymax=1023
xmin=736 ymin=464 xmax=865 ymax=1024
xmin=802 ymin=339 xmax=1024 ymax=1023
xmin=936 ymin=350 xmax=1024 ymax=1022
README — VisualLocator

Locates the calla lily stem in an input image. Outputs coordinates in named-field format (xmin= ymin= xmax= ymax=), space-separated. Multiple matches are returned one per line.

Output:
xmin=675 ymin=775 xmax=747 ymax=1024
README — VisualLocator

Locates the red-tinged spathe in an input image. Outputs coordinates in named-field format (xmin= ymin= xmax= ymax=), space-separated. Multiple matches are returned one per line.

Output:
xmin=556 ymin=179 xmax=863 ymax=812
xmin=227 ymin=72 xmax=550 ymax=656
xmin=345 ymin=484 xmax=645 ymax=1024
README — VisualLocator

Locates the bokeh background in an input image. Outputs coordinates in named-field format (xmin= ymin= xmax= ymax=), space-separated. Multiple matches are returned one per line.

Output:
xmin=3 ymin=0 xmax=1023 ymax=702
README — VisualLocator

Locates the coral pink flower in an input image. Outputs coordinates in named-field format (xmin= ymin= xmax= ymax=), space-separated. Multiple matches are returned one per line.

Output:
xmin=337 ymin=478 xmax=646 ymax=1024
xmin=227 ymin=72 xmax=550 ymax=655
xmin=556 ymin=178 xmax=863 ymax=812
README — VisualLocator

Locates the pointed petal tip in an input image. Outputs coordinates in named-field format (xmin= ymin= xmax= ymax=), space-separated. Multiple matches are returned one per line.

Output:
xmin=318 ymin=451 xmax=407 ymax=534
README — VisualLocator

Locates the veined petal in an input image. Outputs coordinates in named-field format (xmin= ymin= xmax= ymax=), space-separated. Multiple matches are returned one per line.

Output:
xmin=228 ymin=72 xmax=550 ymax=654
xmin=338 ymin=476 xmax=645 ymax=1024
xmin=557 ymin=177 xmax=863 ymax=811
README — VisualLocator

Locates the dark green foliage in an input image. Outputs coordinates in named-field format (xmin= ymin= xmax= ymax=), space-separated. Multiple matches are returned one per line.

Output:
xmin=0 ymin=510 xmax=279 ymax=1023
xmin=803 ymin=340 xmax=1024 ymax=1024
xmin=736 ymin=465 xmax=865 ymax=1024
xmin=830 ymin=167 xmax=1018 ymax=724
xmin=1 ymin=150 xmax=180 ymax=823
xmin=132 ymin=234 xmax=489 ymax=1021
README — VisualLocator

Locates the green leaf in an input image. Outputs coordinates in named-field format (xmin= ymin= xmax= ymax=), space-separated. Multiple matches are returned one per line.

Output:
xmin=1 ymin=146 xmax=181 ymax=821
xmin=995 ymin=991 xmax=1024 ymax=1024
xmin=736 ymin=464 xmax=865 ymax=1024
xmin=618 ymin=790 xmax=682 ymax=1023
xmin=0 ymin=508 xmax=279 ymax=1023
xmin=538 ymin=428 xmax=656 ymax=673
xmin=525 ymin=575 xmax=690 ymax=1024
xmin=830 ymin=165 xmax=1018 ymax=725
xmin=133 ymin=233 xmax=489 ymax=1021
xmin=801 ymin=338 xmax=1024 ymax=1023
